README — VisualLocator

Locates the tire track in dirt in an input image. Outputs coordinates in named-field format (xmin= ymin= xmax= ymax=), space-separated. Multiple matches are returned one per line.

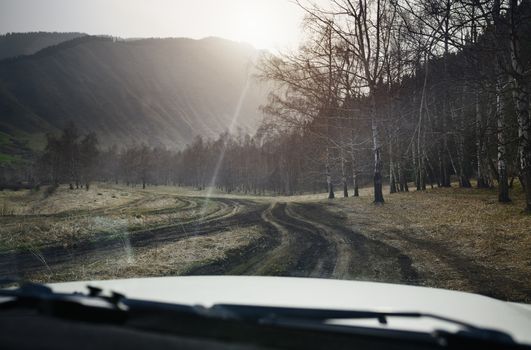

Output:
xmin=183 ymin=205 xmax=282 ymax=276
xmin=14 ymin=192 xmax=200 ymax=220
xmin=288 ymin=202 xmax=420 ymax=285
xmin=0 ymin=198 xmax=262 ymax=278
xmin=1 ymin=198 xmax=419 ymax=288
xmin=188 ymin=203 xmax=292 ymax=276
xmin=188 ymin=198 xmax=242 ymax=225
xmin=192 ymin=200 xmax=419 ymax=284
xmin=284 ymin=205 xmax=351 ymax=279
xmin=267 ymin=203 xmax=336 ymax=278
xmin=142 ymin=197 xmax=230 ymax=222
xmin=135 ymin=196 xmax=197 ymax=215
xmin=188 ymin=202 xmax=337 ymax=278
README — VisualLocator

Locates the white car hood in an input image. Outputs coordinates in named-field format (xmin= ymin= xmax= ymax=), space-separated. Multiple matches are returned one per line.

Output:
xmin=50 ymin=276 xmax=531 ymax=345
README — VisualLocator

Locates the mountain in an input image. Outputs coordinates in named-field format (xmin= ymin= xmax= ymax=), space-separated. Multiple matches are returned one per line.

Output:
xmin=0 ymin=35 xmax=267 ymax=150
xmin=0 ymin=32 xmax=86 ymax=60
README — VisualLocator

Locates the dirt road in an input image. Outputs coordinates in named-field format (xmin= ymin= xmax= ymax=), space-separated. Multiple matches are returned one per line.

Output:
xmin=188 ymin=202 xmax=419 ymax=286
xmin=0 ymin=194 xmax=529 ymax=302
xmin=0 ymin=197 xmax=418 ymax=284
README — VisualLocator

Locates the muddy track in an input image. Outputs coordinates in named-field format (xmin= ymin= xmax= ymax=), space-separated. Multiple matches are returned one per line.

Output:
xmin=187 ymin=202 xmax=419 ymax=286
xmin=264 ymin=203 xmax=336 ymax=277
xmin=2 ymin=198 xmax=474 ymax=297
xmin=0 ymin=198 xmax=422 ymax=289
xmin=187 ymin=203 xmax=336 ymax=277
xmin=288 ymin=203 xmax=420 ymax=285
xmin=0 ymin=198 xmax=265 ymax=278
xmin=0 ymin=198 xmax=419 ymax=283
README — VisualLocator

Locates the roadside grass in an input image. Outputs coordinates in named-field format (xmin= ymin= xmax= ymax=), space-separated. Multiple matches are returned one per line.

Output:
xmin=30 ymin=225 xmax=263 ymax=283
xmin=0 ymin=184 xmax=229 ymax=252
xmin=328 ymin=184 xmax=531 ymax=300
xmin=0 ymin=183 xmax=141 ymax=215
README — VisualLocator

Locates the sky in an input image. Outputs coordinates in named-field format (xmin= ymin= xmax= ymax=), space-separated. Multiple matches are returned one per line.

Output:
xmin=0 ymin=0 xmax=327 ymax=51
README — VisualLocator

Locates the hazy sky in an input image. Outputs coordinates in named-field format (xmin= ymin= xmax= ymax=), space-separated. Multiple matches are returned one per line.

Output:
xmin=0 ymin=0 xmax=326 ymax=50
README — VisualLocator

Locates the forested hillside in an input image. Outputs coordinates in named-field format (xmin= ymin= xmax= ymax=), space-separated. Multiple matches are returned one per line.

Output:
xmin=0 ymin=32 xmax=85 ymax=60
xmin=0 ymin=35 xmax=265 ymax=149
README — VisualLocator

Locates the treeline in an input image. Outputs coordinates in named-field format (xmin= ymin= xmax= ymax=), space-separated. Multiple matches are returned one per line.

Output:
xmin=13 ymin=124 xmax=337 ymax=195
xmin=36 ymin=122 xmax=99 ymax=190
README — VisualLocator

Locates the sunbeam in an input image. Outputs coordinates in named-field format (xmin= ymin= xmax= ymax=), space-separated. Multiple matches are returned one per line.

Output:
xmin=199 ymin=66 xmax=252 ymax=218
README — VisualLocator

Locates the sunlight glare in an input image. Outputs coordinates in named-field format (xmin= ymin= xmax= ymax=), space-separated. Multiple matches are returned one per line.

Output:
xmin=223 ymin=0 xmax=297 ymax=50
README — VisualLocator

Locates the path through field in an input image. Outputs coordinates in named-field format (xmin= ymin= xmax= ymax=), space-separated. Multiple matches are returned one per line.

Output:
xmin=0 ymin=188 xmax=529 ymax=302
xmin=0 ymin=194 xmax=416 ymax=282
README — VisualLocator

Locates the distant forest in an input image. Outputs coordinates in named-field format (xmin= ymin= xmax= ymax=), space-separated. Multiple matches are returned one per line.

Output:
xmin=0 ymin=32 xmax=85 ymax=60
xmin=1 ymin=0 xmax=530 ymax=212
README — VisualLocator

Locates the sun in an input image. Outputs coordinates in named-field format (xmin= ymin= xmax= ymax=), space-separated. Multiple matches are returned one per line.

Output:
xmin=223 ymin=0 xmax=295 ymax=51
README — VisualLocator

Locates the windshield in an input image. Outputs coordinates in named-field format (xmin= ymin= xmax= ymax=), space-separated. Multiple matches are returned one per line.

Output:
xmin=0 ymin=0 xmax=530 ymax=306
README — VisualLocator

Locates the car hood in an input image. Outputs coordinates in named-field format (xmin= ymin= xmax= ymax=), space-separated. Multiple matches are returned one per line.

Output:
xmin=50 ymin=276 xmax=531 ymax=345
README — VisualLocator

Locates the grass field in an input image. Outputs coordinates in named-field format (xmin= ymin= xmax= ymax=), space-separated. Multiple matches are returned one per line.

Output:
xmin=0 ymin=182 xmax=529 ymax=302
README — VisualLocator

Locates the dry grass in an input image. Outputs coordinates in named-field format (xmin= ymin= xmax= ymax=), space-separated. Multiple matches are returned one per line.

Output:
xmin=0 ymin=183 xmax=143 ymax=215
xmin=147 ymin=184 xmax=334 ymax=203
xmin=30 ymin=225 xmax=262 ymax=283
xmin=0 ymin=184 xmax=226 ymax=251
xmin=329 ymin=185 xmax=531 ymax=299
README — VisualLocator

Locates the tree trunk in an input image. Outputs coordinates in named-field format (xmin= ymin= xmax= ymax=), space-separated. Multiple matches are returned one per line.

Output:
xmin=371 ymin=99 xmax=384 ymax=204
xmin=352 ymin=171 xmax=359 ymax=197
xmin=440 ymin=0 xmax=451 ymax=188
xmin=351 ymin=155 xmax=359 ymax=197
xmin=351 ymin=121 xmax=359 ymax=197
xmin=341 ymin=150 xmax=348 ymax=197
xmin=326 ymin=147 xmax=334 ymax=199
xmin=397 ymin=159 xmax=406 ymax=192
xmin=389 ymin=139 xmax=396 ymax=194
xmin=512 ymin=79 xmax=531 ymax=211
xmin=509 ymin=0 xmax=531 ymax=211
xmin=395 ymin=126 xmax=405 ymax=192
xmin=343 ymin=180 xmax=348 ymax=198
xmin=441 ymin=134 xmax=451 ymax=187
xmin=412 ymin=141 xmax=420 ymax=191
xmin=456 ymin=125 xmax=471 ymax=188
xmin=476 ymin=91 xmax=489 ymax=188
xmin=497 ymin=76 xmax=511 ymax=203
xmin=390 ymin=170 xmax=397 ymax=194
xmin=417 ymin=54 xmax=428 ymax=191
xmin=455 ymin=86 xmax=471 ymax=188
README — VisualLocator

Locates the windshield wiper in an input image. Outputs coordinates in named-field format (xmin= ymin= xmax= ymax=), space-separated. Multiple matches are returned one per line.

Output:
xmin=210 ymin=304 xmax=518 ymax=346
xmin=212 ymin=303 xmax=476 ymax=327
